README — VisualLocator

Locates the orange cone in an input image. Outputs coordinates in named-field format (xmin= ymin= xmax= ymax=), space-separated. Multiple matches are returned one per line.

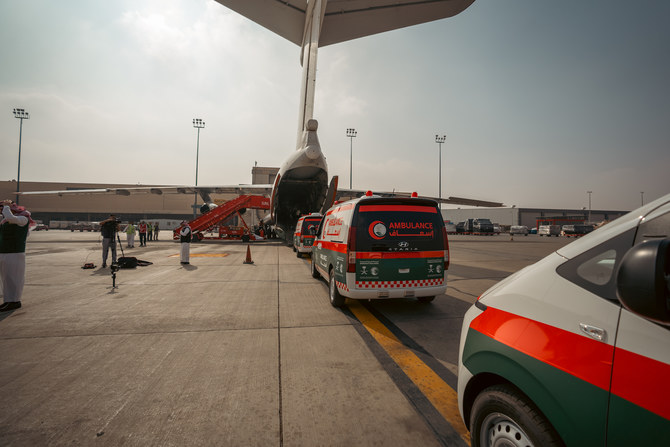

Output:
xmin=243 ymin=244 xmax=254 ymax=264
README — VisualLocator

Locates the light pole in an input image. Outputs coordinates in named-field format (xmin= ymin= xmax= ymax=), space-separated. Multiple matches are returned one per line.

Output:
xmin=346 ymin=128 xmax=357 ymax=189
xmin=640 ymin=191 xmax=644 ymax=206
xmin=587 ymin=190 xmax=592 ymax=223
xmin=193 ymin=118 xmax=205 ymax=219
xmin=435 ymin=135 xmax=446 ymax=204
xmin=13 ymin=108 xmax=30 ymax=205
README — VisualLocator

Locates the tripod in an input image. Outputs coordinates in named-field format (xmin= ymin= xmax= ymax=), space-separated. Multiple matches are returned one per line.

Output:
xmin=108 ymin=226 xmax=125 ymax=289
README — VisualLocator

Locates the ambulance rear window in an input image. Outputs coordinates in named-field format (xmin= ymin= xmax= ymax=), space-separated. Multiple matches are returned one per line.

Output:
xmin=354 ymin=202 xmax=445 ymax=252
xmin=301 ymin=217 xmax=320 ymax=235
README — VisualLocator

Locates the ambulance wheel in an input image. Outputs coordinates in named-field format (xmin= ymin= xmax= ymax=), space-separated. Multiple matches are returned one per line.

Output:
xmin=470 ymin=384 xmax=562 ymax=447
xmin=417 ymin=296 xmax=435 ymax=303
xmin=310 ymin=256 xmax=320 ymax=279
xmin=292 ymin=245 xmax=296 ymax=252
xmin=329 ymin=269 xmax=345 ymax=307
xmin=296 ymin=250 xmax=301 ymax=258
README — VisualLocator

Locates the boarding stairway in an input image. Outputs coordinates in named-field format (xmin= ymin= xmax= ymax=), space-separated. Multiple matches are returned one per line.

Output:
xmin=173 ymin=195 xmax=270 ymax=241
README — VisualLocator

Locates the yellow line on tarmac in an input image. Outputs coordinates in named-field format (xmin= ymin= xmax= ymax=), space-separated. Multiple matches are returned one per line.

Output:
xmin=348 ymin=301 xmax=471 ymax=445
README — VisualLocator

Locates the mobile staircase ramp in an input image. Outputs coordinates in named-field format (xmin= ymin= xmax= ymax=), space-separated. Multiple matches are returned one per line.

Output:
xmin=173 ymin=195 xmax=270 ymax=241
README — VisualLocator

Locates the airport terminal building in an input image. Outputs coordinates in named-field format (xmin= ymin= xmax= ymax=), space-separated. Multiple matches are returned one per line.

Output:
xmin=2 ymin=176 xmax=628 ymax=231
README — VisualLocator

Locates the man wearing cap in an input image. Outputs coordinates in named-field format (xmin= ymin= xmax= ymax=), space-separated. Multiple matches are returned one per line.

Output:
xmin=0 ymin=199 xmax=33 ymax=312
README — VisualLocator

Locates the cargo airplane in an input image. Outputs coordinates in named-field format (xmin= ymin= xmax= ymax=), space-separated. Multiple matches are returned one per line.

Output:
xmin=23 ymin=0 xmax=503 ymax=238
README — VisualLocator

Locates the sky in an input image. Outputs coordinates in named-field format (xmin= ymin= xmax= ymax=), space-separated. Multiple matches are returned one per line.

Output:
xmin=1 ymin=0 xmax=669 ymax=211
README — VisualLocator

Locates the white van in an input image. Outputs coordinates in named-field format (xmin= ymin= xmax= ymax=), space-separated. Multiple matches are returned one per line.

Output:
xmin=509 ymin=225 xmax=529 ymax=236
xmin=311 ymin=192 xmax=449 ymax=307
xmin=458 ymin=193 xmax=670 ymax=446
xmin=293 ymin=213 xmax=322 ymax=257
xmin=538 ymin=224 xmax=561 ymax=236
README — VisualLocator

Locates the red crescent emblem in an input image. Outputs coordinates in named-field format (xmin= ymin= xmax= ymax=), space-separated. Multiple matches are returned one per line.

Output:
xmin=368 ymin=221 xmax=386 ymax=240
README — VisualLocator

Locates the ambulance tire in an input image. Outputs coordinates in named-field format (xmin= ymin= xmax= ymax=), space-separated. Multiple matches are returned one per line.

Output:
xmin=329 ymin=269 xmax=345 ymax=307
xmin=292 ymin=245 xmax=296 ymax=252
xmin=296 ymin=250 xmax=301 ymax=258
xmin=470 ymin=384 xmax=562 ymax=447
xmin=417 ymin=296 xmax=435 ymax=303
xmin=310 ymin=256 xmax=320 ymax=279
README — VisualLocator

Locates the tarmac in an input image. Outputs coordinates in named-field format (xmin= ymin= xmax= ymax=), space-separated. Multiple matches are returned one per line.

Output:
xmin=0 ymin=231 xmax=570 ymax=446
xmin=0 ymin=232 xmax=452 ymax=446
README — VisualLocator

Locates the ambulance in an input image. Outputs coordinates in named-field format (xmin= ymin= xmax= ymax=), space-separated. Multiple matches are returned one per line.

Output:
xmin=293 ymin=213 xmax=322 ymax=258
xmin=310 ymin=192 xmax=449 ymax=307
xmin=458 ymin=193 xmax=670 ymax=446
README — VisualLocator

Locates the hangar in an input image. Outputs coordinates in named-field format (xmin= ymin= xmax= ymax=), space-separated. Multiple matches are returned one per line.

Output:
xmin=0 ymin=166 xmax=279 ymax=230
xmin=2 ymin=175 xmax=628 ymax=231
xmin=442 ymin=205 xmax=629 ymax=229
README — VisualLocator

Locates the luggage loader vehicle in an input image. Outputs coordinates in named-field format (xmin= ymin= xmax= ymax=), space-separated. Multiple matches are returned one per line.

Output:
xmin=311 ymin=191 xmax=449 ymax=307
xmin=458 ymin=193 xmax=670 ymax=446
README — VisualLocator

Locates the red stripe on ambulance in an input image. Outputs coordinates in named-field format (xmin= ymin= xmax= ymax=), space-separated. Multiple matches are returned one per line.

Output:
xmin=611 ymin=347 xmax=670 ymax=420
xmin=359 ymin=205 xmax=438 ymax=213
xmin=470 ymin=306 xmax=613 ymax=391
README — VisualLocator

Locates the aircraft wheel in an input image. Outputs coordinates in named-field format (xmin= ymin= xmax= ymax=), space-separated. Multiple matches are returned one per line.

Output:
xmin=470 ymin=384 xmax=562 ymax=447
xmin=311 ymin=256 xmax=320 ymax=279
xmin=329 ymin=269 xmax=345 ymax=307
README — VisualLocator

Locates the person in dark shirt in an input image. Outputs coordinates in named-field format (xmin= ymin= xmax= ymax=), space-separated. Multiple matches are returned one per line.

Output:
xmin=180 ymin=222 xmax=192 ymax=265
xmin=0 ymin=199 xmax=33 ymax=312
xmin=100 ymin=214 xmax=120 ymax=268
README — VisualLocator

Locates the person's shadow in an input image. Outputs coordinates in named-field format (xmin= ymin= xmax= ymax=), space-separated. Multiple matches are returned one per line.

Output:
xmin=182 ymin=264 xmax=198 ymax=271
xmin=0 ymin=308 xmax=20 ymax=322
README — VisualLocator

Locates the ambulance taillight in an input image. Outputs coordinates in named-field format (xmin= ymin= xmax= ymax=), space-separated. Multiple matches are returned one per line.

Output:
xmin=347 ymin=225 xmax=357 ymax=273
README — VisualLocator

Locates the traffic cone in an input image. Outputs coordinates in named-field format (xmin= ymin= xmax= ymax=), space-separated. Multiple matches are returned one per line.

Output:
xmin=243 ymin=244 xmax=254 ymax=264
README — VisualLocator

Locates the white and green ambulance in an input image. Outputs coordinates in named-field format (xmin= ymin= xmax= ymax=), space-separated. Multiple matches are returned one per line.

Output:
xmin=293 ymin=212 xmax=322 ymax=258
xmin=458 ymin=193 xmax=670 ymax=446
xmin=310 ymin=192 xmax=449 ymax=307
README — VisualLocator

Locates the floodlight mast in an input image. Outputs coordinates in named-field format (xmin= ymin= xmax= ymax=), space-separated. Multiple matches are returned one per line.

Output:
xmin=13 ymin=108 xmax=30 ymax=205
xmin=435 ymin=134 xmax=446 ymax=205
xmin=192 ymin=118 xmax=205 ymax=219
xmin=346 ymin=128 xmax=357 ymax=189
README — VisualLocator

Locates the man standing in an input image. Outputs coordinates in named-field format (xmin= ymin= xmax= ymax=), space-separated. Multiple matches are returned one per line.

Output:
xmin=154 ymin=222 xmax=160 ymax=241
xmin=0 ymin=199 xmax=32 ymax=312
xmin=125 ymin=221 xmax=136 ymax=248
xmin=138 ymin=221 xmax=148 ymax=247
xmin=180 ymin=222 xmax=192 ymax=265
xmin=100 ymin=214 xmax=119 ymax=268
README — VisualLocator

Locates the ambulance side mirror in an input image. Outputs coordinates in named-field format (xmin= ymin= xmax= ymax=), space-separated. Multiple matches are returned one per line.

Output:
xmin=616 ymin=239 xmax=670 ymax=326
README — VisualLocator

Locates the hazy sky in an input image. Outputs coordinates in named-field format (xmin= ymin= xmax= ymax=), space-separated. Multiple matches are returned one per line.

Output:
xmin=1 ymin=0 xmax=668 ymax=211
